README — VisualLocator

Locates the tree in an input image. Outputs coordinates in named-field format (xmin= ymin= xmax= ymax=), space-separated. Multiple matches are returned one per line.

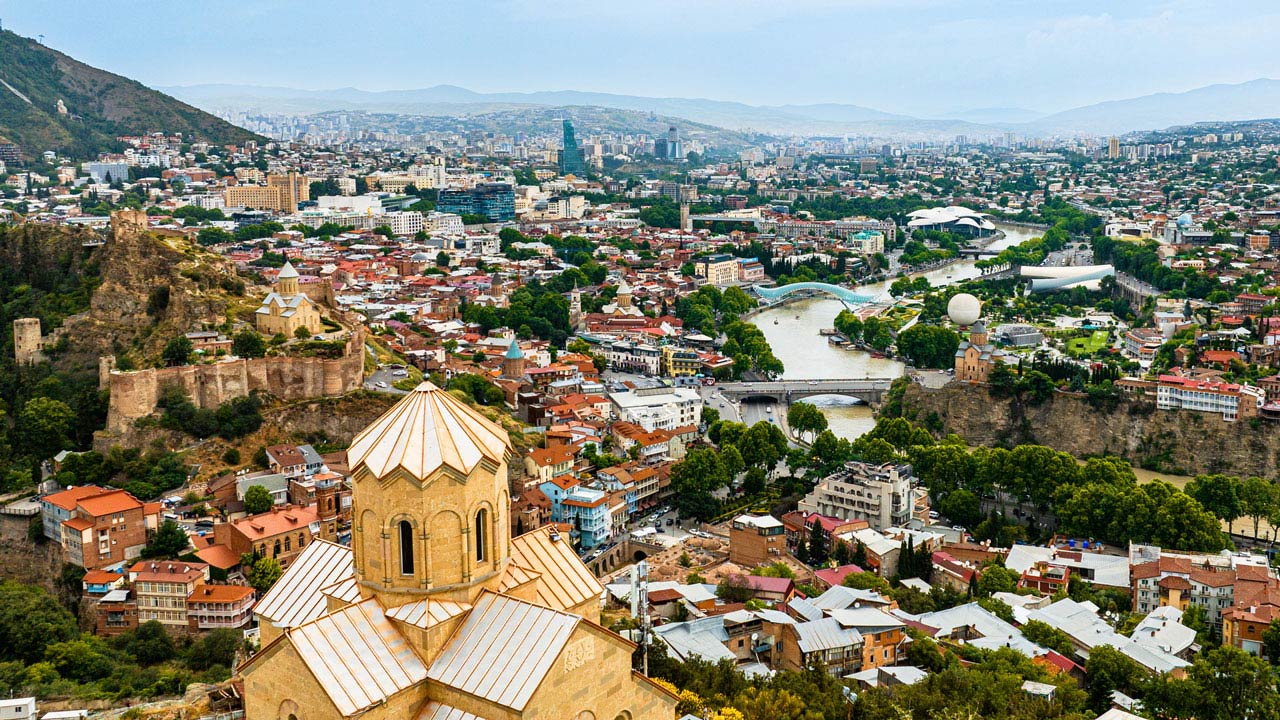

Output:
xmin=806 ymin=518 xmax=829 ymax=567
xmin=143 ymin=520 xmax=190 ymax=558
xmin=1240 ymin=476 xmax=1276 ymax=540
xmin=786 ymin=402 xmax=827 ymax=441
xmin=17 ymin=397 xmax=75 ymax=462
xmin=121 ymin=620 xmax=177 ymax=665
xmin=243 ymin=484 xmax=273 ymax=514
xmin=294 ymin=325 xmax=312 ymax=340
xmin=716 ymin=575 xmax=755 ymax=603
xmin=246 ymin=556 xmax=283 ymax=594
xmin=232 ymin=330 xmax=266 ymax=359
xmin=670 ymin=448 xmax=728 ymax=520
xmin=163 ymin=334 xmax=194 ymax=366
xmin=896 ymin=325 xmax=961 ymax=369
xmin=1084 ymin=645 xmax=1143 ymax=714
xmin=197 ymin=226 xmax=232 ymax=246
xmin=743 ymin=467 xmax=767 ymax=496
xmin=1263 ymin=619 xmax=1280 ymax=664
xmin=841 ymin=571 xmax=891 ymax=593
xmin=186 ymin=628 xmax=242 ymax=671
xmin=1020 ymin=620 xmax=1074 ymax=655
xmin=939 ymin=489 xmax=983 ymax=528
xmin=975 ymin=563 xmax=1018 ymax=597
xmin=987 ymin=361 xmax=1017 ymax=397
xmin=0 ymin=580 xmax=79 ymax=663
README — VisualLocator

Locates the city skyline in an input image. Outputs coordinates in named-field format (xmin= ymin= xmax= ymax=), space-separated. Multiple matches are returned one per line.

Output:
xmin=0 ymin=0 xmax=1276 ymax=118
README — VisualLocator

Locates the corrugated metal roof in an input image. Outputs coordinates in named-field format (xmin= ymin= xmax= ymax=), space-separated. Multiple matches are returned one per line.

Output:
xmin=794 ymin=617 xmax=862 ymax=654
xmin=254 ymin=540 xmax=354 ymax=629
xmin=386 ymin=599 xmax=471 ymax=630
xmin=346 ymin=382 xmax=511 ymax=480
xmin=415 ymin=703 xmax=483 ymax=720
xmin=427 ymin=592 xmax=578 ymax=711
xmin=288 ymin=598 xmax=427 ymax=716
xmin=503 ymin=526 xmax=603 ymax=612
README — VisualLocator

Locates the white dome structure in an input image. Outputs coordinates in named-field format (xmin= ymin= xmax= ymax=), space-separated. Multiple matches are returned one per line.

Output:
xmin=947 ymin=293 xmax=982 ymax=326
xmin=906 ymin=206 xmax=996 ymax=235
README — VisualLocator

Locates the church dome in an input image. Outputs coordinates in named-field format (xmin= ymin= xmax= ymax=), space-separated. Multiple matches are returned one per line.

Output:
xmin=347 ymin=381 xmax=511 ymax=480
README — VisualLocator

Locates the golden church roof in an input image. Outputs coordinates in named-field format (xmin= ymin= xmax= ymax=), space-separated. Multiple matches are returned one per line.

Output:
xmin=347 ymin=381 xmax=511 ymax=480
xmin=502 ymin=526 xmax=605 ymax=612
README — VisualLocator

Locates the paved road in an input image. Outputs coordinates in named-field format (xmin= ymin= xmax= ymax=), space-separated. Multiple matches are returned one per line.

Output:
xmin=365 ymin=367 xmax=410 ymax=394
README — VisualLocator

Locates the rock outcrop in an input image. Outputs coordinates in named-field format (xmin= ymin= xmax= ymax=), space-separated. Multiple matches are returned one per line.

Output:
xmin=900 ymin=381 xmax=1280 ymax=478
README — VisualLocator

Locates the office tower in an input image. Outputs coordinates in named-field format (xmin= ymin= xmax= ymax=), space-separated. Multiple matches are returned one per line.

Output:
xmin=559 ymin=119 xmax=587 ymax=177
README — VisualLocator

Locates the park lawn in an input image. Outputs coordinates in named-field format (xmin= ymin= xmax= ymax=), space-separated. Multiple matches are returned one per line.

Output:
xmin=1066 ymin=330 xmax=1110 ymax=356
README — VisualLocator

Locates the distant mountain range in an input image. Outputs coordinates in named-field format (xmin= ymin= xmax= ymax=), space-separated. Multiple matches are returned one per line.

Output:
xmin=164 ymin=79 xmax=1280 ymax=140
xmin=0 ymin=30 xmax=260 ymax=160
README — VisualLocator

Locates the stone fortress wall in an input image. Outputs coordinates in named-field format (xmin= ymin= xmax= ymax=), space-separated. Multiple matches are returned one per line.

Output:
xmin=96 ymin=328 xmax=365 ymax=449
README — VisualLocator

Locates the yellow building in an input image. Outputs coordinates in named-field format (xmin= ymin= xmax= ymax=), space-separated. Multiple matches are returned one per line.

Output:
xmin=953 ymin=321 xmax=1010 ymax=383
xmin=255 ymin=261 xmax=322 ymax=338
xmin=660 ymin=345 xmax=701 ymax=377
xmin=223 ymin=172 xmax=310 ymax=212
xmin=240 ymin=382 xmax=678 ymax=720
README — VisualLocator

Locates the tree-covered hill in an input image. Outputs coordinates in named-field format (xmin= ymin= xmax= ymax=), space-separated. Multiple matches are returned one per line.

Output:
xmin=0 ymin=29 xmax=262 ymax=160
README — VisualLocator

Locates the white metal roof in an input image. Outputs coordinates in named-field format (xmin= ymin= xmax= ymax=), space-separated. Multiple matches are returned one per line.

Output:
xmin=794 ymin=617 xmax=862 ymax=653
xmin=415 ymin=703 xmax=484 ymax=720
xmin=254 ymin=539 xmax=354 ymax=629
xmin=385 ymin=598 xmax=471 ymax=630
xmin=287 ymin=598 xmax=428 ymax=716
xmin=427 ymin=591 xmax=579 ymax=711
xmin=347 ymin=381 xmax=511 ymax=480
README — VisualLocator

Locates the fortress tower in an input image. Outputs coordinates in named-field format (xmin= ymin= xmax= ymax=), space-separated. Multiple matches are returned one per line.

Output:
xmin=13 ymin=318 xmax=46 ymax=365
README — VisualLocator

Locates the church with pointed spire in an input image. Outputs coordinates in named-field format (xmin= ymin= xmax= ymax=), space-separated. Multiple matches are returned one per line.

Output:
xmin=255 ymin=261 xmax=323 ymax=338
xmin=240 ymin=382 xmax=677 ymax=720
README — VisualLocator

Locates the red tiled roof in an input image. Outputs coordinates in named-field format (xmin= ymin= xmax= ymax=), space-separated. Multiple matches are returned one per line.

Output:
xmin=195 ymin=543 xmax=243 ymax=570
xmin=77 ymin=489 xmax=144 ymax=516
xmin=42 ymin=485 xmax=109 ymax=511
xmin=232 ymin=506 xmax=320 ymax=541
xmin=187 ymin=584 xmax=254 ymax=604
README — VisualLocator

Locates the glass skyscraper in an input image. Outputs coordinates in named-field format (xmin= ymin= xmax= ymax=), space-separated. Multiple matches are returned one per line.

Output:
xmin=559 ymin=119 xmax=587 ymax=177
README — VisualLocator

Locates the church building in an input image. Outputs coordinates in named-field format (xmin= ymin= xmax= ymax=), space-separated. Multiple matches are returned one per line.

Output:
xmin=953 ymin=320 xmax=1011 ymax=382
xmin=256 ymin=261 xmax=323 ymax=338
xmin=240 ymin=382 xmax=677 ymax=720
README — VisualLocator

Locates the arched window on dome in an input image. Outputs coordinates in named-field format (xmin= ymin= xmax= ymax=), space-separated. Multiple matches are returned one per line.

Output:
xmin=475 ymin=509 xmax=488 ymax=563
xmin=399 ymin=520 xmax=414 ymax=575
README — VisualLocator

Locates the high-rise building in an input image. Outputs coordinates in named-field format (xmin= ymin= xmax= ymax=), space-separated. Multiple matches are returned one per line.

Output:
xmin=559 ymin=119 xmax=587 ymax=177
xmin=436 ymin=182 xmax=515 ymax=221
xmin=653 ymin=126 xmax=683 ymax=160
xmin=1108 ymin=136 xmax=1121 ymax=159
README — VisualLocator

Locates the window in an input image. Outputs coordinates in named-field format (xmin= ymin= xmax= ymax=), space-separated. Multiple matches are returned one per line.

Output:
xmin=475 ymin=509 xmax=488 ymax=562
xmin=298 ymin=533 xmax=306 ymax=548
xmin=399 ymin=520 xmax=414 ymax=575
xmin=284 ymin=536 xmax=291 ymax=552
xmin=273 ymin=539 xmax=281 ymax=557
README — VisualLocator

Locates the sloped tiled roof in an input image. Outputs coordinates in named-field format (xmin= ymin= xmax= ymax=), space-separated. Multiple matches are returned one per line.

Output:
xmin=347 ymin=382 xmax=511 ymax=480
xmin=427 ymin=592 xmax=578 ymax=711
xmin=254 ymin=540 xmax=354 ymax=629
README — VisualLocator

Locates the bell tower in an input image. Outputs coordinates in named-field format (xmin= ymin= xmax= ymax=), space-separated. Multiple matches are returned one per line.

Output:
xmin=346 ymin=382 xmax=513 ymax=606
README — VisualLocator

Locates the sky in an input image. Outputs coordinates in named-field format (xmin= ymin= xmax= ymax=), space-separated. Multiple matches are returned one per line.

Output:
xmin=1 ymin=0 xmax=1276 ymax=117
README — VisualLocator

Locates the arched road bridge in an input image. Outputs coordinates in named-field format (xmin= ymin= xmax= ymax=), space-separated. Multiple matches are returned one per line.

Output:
xmin=754 ymin=282 xmax=879 ymax=305
xmin=717 ymin=378 xmax=895 ymax=404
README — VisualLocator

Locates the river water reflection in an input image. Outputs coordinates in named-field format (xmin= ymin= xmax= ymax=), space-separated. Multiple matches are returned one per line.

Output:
xmin=747 ymin=222 xmax=1042 ymax=440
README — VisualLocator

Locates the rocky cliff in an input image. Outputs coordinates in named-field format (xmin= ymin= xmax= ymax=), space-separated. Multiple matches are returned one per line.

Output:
xmin=57 ymin=210 xmax=253 ymax=367
xmin=899 ymin=382 xmax=1280 ymax=478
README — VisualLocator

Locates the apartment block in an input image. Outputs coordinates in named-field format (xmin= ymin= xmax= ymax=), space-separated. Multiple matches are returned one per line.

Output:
xmin=798 ymin=461 xmax=928 ymax=530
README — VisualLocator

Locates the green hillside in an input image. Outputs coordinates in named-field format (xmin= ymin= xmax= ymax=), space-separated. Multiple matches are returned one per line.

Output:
xmin=0 ymin=30 xmax=262 ymax=160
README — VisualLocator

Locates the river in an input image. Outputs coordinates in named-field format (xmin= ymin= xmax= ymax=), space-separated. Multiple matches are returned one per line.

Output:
xmin=748 ymin=222 xmax=1043 ymax=440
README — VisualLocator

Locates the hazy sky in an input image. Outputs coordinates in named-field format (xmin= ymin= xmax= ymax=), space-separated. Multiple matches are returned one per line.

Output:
xmin=1 ymin=0 xmax=1275 ymax=116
